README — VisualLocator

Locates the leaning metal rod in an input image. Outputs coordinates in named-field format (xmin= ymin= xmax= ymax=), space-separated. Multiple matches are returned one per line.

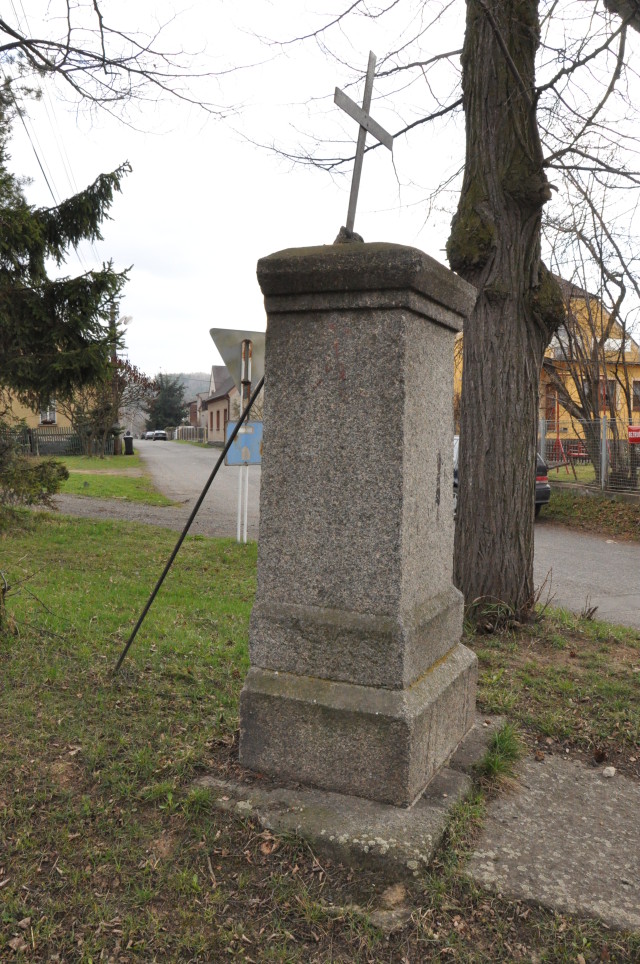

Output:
xmin=114 ymin=375 xmax=265 ymax=674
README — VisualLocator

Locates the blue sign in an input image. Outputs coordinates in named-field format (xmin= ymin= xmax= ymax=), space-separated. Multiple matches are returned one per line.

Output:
xmin=225 ymin=421 xmax=263 ymax=466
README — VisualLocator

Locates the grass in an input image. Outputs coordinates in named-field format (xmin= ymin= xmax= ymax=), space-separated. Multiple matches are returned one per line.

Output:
xmin=52 ymin=454 xmax=175 ymax=506
xmin=549 ymin=462 xmax=596 ymax=485
xmin=544 ymin=488 xmax=640 ymax=540
xmin=1 ymin=512 xmax=639 ymax=961
xmin=473 ymin=609 xmax=640 ymax=771
xmin=56 ymin=455 xmax=146 ymax=473
xmin=475 ymin=723 xmax=522 ymax=783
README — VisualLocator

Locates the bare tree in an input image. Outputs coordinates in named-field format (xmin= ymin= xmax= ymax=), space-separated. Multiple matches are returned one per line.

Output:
xmin=59 ymin=356 xmax=155 ymax=456
xmin=265 ymin=0 xmax=640 ymax=619
xmin=542 ymin=228 xmax=640 ymax=487
xmin=0 ymin=2 xmax=233 ymax=117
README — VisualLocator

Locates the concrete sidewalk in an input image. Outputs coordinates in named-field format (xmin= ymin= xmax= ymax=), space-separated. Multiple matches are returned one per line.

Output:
xmin=467 ymin=752 xmax=640 ymax=933
xmin=201 ymin=716 xmax=640 ymax=934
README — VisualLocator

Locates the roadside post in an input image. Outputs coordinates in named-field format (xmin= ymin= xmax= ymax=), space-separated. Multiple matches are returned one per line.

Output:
xmin=210 ymin=328 xmax=266 ymax=545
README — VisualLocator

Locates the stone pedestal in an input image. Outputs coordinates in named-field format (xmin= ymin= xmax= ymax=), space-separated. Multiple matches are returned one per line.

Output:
xmin=239 ymin=242 xmax=478 ymax=807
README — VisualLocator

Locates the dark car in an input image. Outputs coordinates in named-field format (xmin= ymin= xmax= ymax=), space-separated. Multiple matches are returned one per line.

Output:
xmin=534 ymin=452 xmax=551 ymax=515
xmin=453 ymin=436 xmax=551 ymax=517
xmin=153 ymin=430 xmax=168 ymax=441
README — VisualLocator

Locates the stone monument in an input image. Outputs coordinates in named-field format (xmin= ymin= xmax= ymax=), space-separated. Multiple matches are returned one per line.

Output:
xmin=239 ymin=241 xmax=478 ymax=807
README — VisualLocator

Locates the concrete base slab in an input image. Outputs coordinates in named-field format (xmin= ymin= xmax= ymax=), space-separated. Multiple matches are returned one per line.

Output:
xmin=467 ymin=755 xmax=640 ymax=933
xmin=197 ymin=768 xmax=471 ymax=878
xmin=197 ymin=716 xmax=500 ymax=879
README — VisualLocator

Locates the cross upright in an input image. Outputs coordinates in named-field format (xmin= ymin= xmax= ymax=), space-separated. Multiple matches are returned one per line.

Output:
xmin=334 ymin=51 xmax=393 ymax=235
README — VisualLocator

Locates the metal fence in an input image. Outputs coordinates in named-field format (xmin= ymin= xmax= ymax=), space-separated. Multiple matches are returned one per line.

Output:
xmin=539 ymin=416 xmax=640 ymax=494
xmin=0 ymin=426 xmax=114 ymax=456
xmin=174 ymin=425 xmax=208 ymax=443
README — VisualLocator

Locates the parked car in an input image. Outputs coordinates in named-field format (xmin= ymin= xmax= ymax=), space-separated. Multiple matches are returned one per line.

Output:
xmin=153 ymin=430 xmax=168 ymax=441
xmin=453 ymin=436 xmax=551 ymax=517
xmin=144 ymin=430 xmax=155 ymax=440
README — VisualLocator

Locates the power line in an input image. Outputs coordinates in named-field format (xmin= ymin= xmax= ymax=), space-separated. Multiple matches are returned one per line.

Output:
xmin=6 ymin=1 xmax=101 ymax=270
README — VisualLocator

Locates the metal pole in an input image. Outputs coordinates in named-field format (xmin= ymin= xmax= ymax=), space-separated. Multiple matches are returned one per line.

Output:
xmin=243 ymin=465 xmax=249 ymax=544
xmin=346 ymin=52 xmax=376 ymax=234
xmin=601 ymin=414 xmax=607 ymax=489
xmin=114 ymin=375 xmax=265 ymax=674
xmin=236 ymin=466 xmax=243 ymax=543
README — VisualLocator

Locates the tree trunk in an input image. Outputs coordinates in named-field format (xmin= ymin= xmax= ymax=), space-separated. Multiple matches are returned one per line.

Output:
xmin=448 ymin=0 xmax=563 ymax=617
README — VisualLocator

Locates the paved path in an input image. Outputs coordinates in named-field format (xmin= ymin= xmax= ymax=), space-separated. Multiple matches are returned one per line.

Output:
xmin=51 ymin=441 xmax=640 ymax=630
xmin=468 ymin=753 xmax=640 ymax=933
xmin=534 ymin=517 xmax=640 ymax=630
xmin=52 ymin=439 xmax=261 ymax=540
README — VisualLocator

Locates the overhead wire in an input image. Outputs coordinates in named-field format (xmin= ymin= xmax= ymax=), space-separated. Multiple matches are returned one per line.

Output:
xmin=5 ymin=0 xmax=105 ymax=270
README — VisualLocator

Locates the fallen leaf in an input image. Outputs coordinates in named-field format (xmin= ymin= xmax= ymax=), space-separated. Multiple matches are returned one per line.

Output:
xmin=259 ymin=840 xmax=278 ymax=856
xmin=9 ymin=937 xmax=28 ymax=952
xmin=380 ymin=883 xmax=407 ymax=909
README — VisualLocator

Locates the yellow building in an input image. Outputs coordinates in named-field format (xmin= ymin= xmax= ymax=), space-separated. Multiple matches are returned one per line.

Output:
xmin=2 ymin=393 xmax=72 ymax=429
xmin=453 ymin=279 xmax=640 ymax=460
xmin=540 ymin=280 xmax=640 ymax=457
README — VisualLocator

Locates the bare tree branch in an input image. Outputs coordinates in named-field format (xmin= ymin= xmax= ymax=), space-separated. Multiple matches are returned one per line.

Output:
xmin=0 ymin=5 xmax=237 ymax=117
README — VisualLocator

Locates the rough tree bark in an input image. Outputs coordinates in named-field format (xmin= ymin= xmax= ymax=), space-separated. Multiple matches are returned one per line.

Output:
xmin=448 ymin=0 xmax=564 ymax=618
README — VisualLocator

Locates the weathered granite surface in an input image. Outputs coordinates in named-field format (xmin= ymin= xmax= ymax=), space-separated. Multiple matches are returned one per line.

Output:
xmin=200 ymin=767 xmax=471 ymax=877
xmin=467 ymin=754 xmax=640 ymax=932
xmin=239 ymin=243 xmax=477 ymax=805
xmin=239 ymin=644 xmax=477 ymax=806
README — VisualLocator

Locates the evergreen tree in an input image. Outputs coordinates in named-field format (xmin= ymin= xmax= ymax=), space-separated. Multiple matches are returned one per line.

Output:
xmin=0 ymin=84 xmax=129 ymax=409
xmin=145 ymin=374 xmax=186 ymax=429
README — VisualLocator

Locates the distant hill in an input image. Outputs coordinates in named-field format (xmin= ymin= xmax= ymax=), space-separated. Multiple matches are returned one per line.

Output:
xmin=166 ymin=372 xmax=211 ymax=402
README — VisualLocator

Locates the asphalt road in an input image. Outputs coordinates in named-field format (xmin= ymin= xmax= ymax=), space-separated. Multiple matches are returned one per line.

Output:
xmin=534 ymin=516 xmax=640 ymax=630
xmin=137 ymin=437 xmax=261 ymax=539
xmin=53 ymin=440 xmax=640 ymax=631
xmin=52 ymin=439 xmax=261 ymax=540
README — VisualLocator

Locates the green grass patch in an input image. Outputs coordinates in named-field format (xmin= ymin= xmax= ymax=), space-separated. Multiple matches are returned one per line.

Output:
xmin=53 ymin=453 xmax=175 ymax=505
xmin=1 ymin=513 xmax=639 ymax=961
xmin=549 ymin=462 xmax=596 ymax=485
xmin=472 ymin=609 xmax=640 ymax=761
xmin=545 ymin=488 xmax=640 ymax=540
xmin=60 ymin=471 xmax=174 ymax=504
xmin=475 ymin=723 xmax=522 ymax=783
xmin=56 ymin=454 xmax=145 ymax=473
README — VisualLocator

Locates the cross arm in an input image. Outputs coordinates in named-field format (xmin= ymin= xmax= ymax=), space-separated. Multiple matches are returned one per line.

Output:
xmin=334 ymin=87 xmax=393 ymax=151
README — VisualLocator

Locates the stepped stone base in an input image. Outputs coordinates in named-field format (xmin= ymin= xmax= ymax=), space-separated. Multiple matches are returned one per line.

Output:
xmin=239 ymin=642 xmax=477 ymax=807
xmin=249 ymin=585 xmax=464 ymax=689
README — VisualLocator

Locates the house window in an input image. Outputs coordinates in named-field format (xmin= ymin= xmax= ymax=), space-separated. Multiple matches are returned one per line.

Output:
xmin=633 ymin=380 xmax=640 ymax=412
xmin=601 ymin=378 xmax=616 ymax=410
xmin=39 ymin=398 xmax=56 ymax=424
xmin=544 ymin=389 xmax=557 ymax=421
xmin=583 ymin=379 xmax=616 ymax=410
xmin=216 ymin=410 xmax=220 ymax=432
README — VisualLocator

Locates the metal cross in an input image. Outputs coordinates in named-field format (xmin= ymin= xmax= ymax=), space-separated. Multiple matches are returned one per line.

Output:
xmin=334 ymin=51 xmax=393 ymax=235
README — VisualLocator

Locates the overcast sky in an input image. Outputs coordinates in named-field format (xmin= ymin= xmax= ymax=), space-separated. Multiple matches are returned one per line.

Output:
xmin=10 ymin=1 xmax=638 ymax=381
xmin=7 ymin=0 xmax=464 ymax=382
